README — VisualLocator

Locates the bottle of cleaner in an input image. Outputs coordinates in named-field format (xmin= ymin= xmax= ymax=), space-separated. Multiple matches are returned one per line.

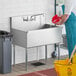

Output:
xmin=52 ymin=14 xmax=61 ymax=24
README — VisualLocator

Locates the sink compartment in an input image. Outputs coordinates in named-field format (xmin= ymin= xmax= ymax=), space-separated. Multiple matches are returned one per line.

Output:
xmin=11 ymin=14 xmax=62 ymax=48
xmin=12 ymin=25 xmax=62 ymax=48
xmin=40 ymin=24 xmax=57 ymax=29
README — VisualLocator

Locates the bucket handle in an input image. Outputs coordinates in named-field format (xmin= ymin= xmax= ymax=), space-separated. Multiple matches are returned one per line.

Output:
xmin=68 ymin=45 xmax=76 ymax=64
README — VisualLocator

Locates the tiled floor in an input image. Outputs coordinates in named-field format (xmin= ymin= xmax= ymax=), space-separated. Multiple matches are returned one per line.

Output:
xmin=0 ymin=55 xmax=68 ymax=76
xmin=19 ymin=68 xmax=57 ymax=76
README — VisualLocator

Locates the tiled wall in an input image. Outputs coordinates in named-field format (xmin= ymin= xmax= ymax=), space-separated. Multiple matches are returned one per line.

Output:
xmin=0 ymin=0 xmax=54 ymax=31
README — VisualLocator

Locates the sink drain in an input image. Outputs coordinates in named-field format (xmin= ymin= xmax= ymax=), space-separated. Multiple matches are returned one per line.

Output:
xmin=31 ymin=62 xmax=45 ymax=66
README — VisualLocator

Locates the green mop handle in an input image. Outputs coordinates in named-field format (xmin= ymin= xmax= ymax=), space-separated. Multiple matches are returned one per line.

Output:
xmin=68 ymin=45 xmax=76 ymax=64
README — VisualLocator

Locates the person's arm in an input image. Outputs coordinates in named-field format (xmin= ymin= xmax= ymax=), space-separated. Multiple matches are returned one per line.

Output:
xmin=56 ymin=0 xmax=73 ymax=25
xmin=56 ymin=14 xmax=69 ymax=25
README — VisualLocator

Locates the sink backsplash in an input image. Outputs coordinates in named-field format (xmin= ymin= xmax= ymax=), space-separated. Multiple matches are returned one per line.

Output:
xmin=12 ymin=14 xmax=46 ymax=31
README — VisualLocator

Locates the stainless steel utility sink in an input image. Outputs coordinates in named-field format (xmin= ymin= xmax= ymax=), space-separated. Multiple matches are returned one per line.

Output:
xmin=11 ymin=14 xmax=62 ymax=71
xmin=12 ymin=24 xmax=62 ymax=48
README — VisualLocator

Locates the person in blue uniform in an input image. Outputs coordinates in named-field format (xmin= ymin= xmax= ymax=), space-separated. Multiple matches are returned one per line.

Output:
xmin=56 ymin=0 xmax=76 ymax=58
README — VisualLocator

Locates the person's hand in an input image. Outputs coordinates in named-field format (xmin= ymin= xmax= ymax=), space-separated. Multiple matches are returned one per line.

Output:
xmin=55 ymin=19 xmax=62 ymax=25
xmin=55 ymin=14 xmax=69 ymax=25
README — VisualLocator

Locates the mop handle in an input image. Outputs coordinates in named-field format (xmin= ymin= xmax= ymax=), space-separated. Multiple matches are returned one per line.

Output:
xmin=68 ymin=45 xmax=76 ymax=64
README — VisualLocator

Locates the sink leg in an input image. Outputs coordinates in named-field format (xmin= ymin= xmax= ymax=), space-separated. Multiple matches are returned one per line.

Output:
xmin=25 ymin=48 xmax=28 ymax=71
xmin=45 ymin=45 xmax=47 ymax=61
xmin=13 ymin=44 xmax=15 ymax=66
xmin=58 ymin=43 xmax=60 ymax=60
xmin=36 ymin=47 xmax=40 ymax=61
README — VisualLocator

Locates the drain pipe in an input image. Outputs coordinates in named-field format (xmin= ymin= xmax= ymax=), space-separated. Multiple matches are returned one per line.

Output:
xmin=51 ymin=0 xmax=57 ymax=58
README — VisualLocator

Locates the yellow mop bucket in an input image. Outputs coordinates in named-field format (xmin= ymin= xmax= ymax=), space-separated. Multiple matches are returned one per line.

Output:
xmin=54 ymin=60 xmax=76 ymax=76
xmin=54 ymin=46 xmax=76 ymax=76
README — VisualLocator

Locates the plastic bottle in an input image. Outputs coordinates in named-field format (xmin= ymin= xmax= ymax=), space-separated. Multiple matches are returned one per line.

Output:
xmin=52 ymin=15 xmax=61 ymax=24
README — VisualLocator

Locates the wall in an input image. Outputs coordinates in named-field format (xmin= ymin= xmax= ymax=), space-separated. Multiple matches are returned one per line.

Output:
xmin=0 ymin=0 xmax=67 ymax=64
xmin=0 ymin=0 xmax=54 ymax=31
xmin=0 ymin=0 xmax=48 ymax=17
